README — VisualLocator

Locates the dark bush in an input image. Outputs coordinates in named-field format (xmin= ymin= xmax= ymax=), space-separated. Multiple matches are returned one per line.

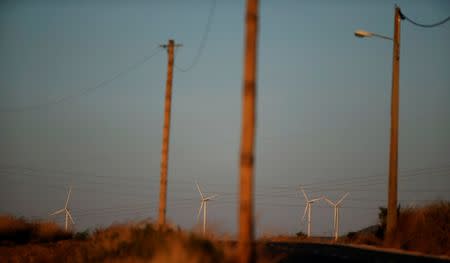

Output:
xmin=74 ymin=230 xmax=90 ymax=241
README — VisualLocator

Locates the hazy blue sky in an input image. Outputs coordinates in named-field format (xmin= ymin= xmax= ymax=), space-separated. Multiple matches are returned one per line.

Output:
xmin=1 ymin=0 xmax=449 ymax=237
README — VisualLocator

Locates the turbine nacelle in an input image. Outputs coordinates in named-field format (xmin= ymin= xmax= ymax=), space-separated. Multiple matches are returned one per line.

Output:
xmin=202 ymin=194 xmax=218 ymax=202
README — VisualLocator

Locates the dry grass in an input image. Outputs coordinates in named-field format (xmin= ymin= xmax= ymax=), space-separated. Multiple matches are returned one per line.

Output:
xmin=344 ymin=201 xmax=450 ymax=256
xmin=0 ymin=215 xmax=72 ymax=245
xmin=83 ymin=223 xmax=234 ymax=262
xmin=390 ymin=201 xmax=450 ymax=256
xmin=0 ymin=215 xmax=31 ymax=245
xmin=4 ymin=201 xmax=448 ymax=262
xmin=0 ymin=216 xmax=242 ymax=263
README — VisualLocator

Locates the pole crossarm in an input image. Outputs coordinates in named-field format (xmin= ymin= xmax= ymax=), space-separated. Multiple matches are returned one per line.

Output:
xmin=160 ymin=44 xmax=183 ymax=49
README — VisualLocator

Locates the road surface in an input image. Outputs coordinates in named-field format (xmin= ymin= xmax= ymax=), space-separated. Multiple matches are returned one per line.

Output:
xmin=263 ymin=242 xmax=450 ymax=263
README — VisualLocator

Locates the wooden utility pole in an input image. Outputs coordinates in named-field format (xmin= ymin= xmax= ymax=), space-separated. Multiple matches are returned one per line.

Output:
xmin=386 ymin=6 xmax=402 ymax=243
xmin=158 ymin=39 xmax=181 ymax=227
xmin=238 ymin=0 xmax=259 ymax=262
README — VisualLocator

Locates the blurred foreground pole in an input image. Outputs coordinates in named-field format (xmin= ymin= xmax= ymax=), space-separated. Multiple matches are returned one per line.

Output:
xmin=158 ymin=40 xmax=180 ymax=227
xmin=386 ymin=6 xmax=402 ymax=244
xmin=239 ymin=0 xmax=259 ymax=262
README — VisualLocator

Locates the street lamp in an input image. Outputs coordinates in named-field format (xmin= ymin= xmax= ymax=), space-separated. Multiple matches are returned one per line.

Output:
xmin=354 ymin=6 xmax=403 ymax=244
xmin=354 ymin=30 xmax=393 ymax=40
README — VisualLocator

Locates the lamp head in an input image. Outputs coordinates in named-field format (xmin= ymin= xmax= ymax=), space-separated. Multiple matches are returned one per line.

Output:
xmin=354 ymin=30 xmax=373 ymax=38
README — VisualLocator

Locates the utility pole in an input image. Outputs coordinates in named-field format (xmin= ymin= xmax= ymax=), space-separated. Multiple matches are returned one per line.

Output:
xmin=386 ymin=6 xmax=402 ymax=243
xmin=238 ymin=0 xmax=259 ymax=262
xmin=158 ymin=39 xmax=181 ymax=227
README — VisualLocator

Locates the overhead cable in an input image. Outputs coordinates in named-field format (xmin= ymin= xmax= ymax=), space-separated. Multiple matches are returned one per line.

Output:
xmin=175 ymin=0 xmax=217 ymax=72
xmin=401 ymin=10 xmax=450 ymax=28
xmin=0 ymin=48 xmax=162 ymax=113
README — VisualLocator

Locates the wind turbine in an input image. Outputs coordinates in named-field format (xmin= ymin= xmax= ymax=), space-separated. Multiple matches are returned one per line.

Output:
xmin=324 ymin=192 xmax=349 ymax=241
xmin=50 ymin=186 xmax=74 ymax=231
xmin=196 ymin=182 xmax=218 ymax=235
xmin=299 ymin=187 xmax=323 ymax=237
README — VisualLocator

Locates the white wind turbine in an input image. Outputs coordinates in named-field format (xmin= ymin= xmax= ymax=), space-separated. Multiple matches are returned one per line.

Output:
xmin=324 ymin=192 xmax=349 ymax=241
xmin=196 ymin=182 xmax=218 ymax=235
xmin=50 ymin=187 xmax=74 ymax=231
xmin=299 ymin=187 xmax=323 ymax=237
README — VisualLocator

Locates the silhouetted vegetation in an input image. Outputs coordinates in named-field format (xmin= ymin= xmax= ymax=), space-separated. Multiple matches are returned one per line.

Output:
xmin=345 ymin=201 xmax=450 ymax=256
xmin=73 ymin=229 xmax=90 ymax=241
xmin=391 ymin=201 xmax=450 ymax=255
xmin=0 ymin=216 xmax=237 ymax=263
xmin=2 ymin=202 xmax=450 ymax=262
xmin=376 ymin=205 xmax=401 ymax=239
xmin=0 ymin=215 xmax=72 ymax=245
xmin=295 ymin=231 xmax=307 ymax=239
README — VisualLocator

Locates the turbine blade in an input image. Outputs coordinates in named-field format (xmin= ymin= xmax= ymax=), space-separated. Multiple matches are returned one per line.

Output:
xmin=309 ymin=196 xmax=323 ymax=203
xmin=197 ymin=201 xmax=204 ymax=221
xmin=206 ymin=194 xmax=219 ymax=200
xmin=50 ymin=208 xmax=65 ymax=216
xmin=65 ymin=187 xmax=72 ymax=209
xmin=337 ymin=192 xmax=349 ymax=205
xmin=324 ymin=197 xmax=336 ymax=206
xmin=67 ymin=210 xmax=75 ymax=224
xmin=301 ymin=188 xmax=309 ymax=202
xmin=301 ymin=205 xmax=308 ymax=221
xmin=196 ymin=182 xmax=204 ymax=199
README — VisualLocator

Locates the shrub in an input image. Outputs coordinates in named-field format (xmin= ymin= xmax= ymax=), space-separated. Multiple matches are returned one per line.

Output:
xmin=391 ymin=201 xmax=450 ymax=256
xmin=74 ymin=229 xmax=90 ymax=241
xmin=0 ymin=215 xmax=33 ymax=245
xmin=348 ymin=201 xmax=450 ymax=256
xmin=346 ymin=231 xmax=356 ymax=239
xmin=295 ymin=231 xmax=307 ymax=239
xmin=0 ymin=215 xmax=72 ymax=245
xmin=33 ymin=221 xmax=72 ymax=243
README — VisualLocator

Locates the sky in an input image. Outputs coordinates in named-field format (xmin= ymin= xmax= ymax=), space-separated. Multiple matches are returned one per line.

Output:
xmin=0 ymin=0 xmax=449 ymax=237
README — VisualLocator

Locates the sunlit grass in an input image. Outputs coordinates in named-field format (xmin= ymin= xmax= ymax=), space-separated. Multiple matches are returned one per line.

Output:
xmin=0 ymin=216 xmax=239 ymax=263
xmin=0 ymin=215 xmax=71 ymax=245
xmin=344 ymin=201 xmax=450 ymax=256
xmin=1 ymin=201 xmax=449 ymax=262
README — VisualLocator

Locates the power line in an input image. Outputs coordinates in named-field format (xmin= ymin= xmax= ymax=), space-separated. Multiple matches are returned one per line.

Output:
xmin=174 ymin=0 xmax=217 ymax=72
xmin=73 ymin=205 xmax=152 ymax=217
xmin=400 ymin=10 xmax=450 ymax=28
xmin=0 ymin=47 xmax=162 ymax=113
xmin=2 ymin=163 xmax=449 ymax=194
xmin=74 ymin=209 xmax=151 ymax=220
xmin=246 ymin=165 xmax=450 ymax=195
xmin=0 ymin=164 xmax=172 ymax=182
xmin=0 ymin=166 xmax=450 ymax=196
xmin=3 ymin=162 xmax=449 ymax=200
xmin=300 ymin=164 xmax=450 ymax=189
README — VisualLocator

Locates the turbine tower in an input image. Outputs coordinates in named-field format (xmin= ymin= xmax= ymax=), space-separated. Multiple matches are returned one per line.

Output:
xmin=50 ymin=186 xmax=74 ymax=231
xmin=324 ymin=192 xmax=349 ymax=241
xmin=196 ymin=182 xmax=218 ymax=235
xmin=299 ymin=187 xmax=323 ymax=237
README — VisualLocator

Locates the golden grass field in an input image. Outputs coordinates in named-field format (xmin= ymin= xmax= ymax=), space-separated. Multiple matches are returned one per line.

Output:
xmin=1 ymin=201 xmax=449 ymax=262
xmin=344 ymin=201 xmax=450 ymax=256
